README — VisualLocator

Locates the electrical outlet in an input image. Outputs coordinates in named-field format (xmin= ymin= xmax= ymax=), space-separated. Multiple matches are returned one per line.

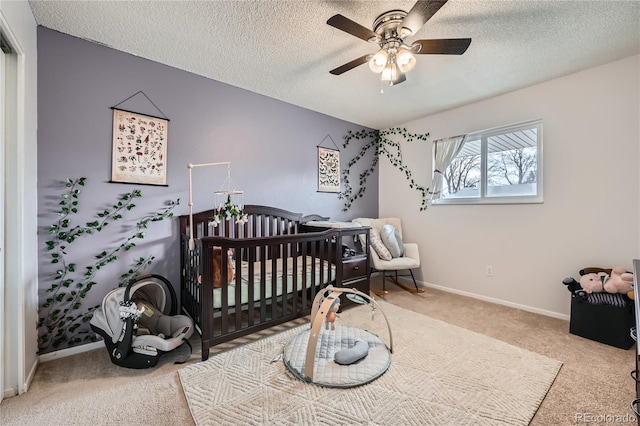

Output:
xmin=486 ymin=266 xmax=493 ymax=277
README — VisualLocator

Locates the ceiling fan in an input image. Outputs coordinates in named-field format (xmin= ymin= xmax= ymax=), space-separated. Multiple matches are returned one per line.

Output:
xmin=327 ymin=0 xmax=471 ymax=88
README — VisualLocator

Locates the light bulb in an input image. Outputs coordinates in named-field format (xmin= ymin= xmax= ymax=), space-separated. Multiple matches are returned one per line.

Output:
xmin=368 ymin=49 xmax=388 ymax=73
xmin=381 ymin=62 xmax=397 ymax=82
xmin=396 ymin=49 xmax=416 ymax=73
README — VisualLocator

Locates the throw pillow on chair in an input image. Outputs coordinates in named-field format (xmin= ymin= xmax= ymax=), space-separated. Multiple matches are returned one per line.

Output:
xmin=380 ymin=224 xmax=404 ymax=258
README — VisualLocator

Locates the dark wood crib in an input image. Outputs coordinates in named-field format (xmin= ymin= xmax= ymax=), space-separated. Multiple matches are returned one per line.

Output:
xmin=179 ymin=205 xmax=343 ymax=360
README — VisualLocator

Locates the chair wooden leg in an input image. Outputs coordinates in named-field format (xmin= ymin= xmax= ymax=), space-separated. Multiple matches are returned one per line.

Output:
xmin=370 ymin=288 xmax=387 ymax=297
xmin=370 ymin=270 xmax=389 ymax=297
xmin=388 ymin=269 xmax=425 ymax=294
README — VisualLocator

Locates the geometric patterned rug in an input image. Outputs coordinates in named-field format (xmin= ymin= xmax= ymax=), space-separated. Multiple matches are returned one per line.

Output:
xmin=178 ymin=300 xmax=562 ymax=425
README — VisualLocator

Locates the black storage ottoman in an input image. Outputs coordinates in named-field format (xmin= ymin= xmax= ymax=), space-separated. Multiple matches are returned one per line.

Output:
xmin=570 ymin=297 xmax=635 ymax=349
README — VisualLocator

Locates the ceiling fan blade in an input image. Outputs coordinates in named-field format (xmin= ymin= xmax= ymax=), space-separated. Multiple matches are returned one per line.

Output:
xmin=329 ymin=55 xmax=370 ymax=75
xmin=402 ymin=1 xmax=448 ymax=36
xmin=413 ymin=38 xmax=472 ymax=55
xmin=327 ymin=14 xmax=377 ymax=42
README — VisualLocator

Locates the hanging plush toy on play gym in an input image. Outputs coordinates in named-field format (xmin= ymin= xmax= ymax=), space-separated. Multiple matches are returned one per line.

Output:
xmin=325 ymin=296 xmax=341 ymax=330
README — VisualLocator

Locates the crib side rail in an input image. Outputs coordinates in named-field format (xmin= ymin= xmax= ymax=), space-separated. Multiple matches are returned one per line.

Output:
xmin=179 ymin=205 xmax=303 ymax=241
xmin=197 ymin=229 xmax=340 ymax=359
xmin=180 ymin=233 xmax=203 ymax=329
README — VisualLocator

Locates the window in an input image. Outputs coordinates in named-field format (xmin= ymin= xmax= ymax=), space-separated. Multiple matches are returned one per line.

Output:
xmin=432 ymin=119 xmax=543 ymax=205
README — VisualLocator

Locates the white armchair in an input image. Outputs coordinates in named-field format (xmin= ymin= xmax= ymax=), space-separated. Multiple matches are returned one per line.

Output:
xmin=352 ymin=217 xmax=423 ymax=295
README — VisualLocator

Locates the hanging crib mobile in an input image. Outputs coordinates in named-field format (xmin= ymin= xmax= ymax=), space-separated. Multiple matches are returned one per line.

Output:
xmin=283 ymin=285 xmax=393 ymax=388
xmin=186 ymin=161 xmax=245 ymax=250
xmin=210 ymin=163 xmax=247 ymax=227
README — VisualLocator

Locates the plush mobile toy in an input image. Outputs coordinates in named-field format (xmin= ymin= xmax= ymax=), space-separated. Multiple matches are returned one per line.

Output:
xmin=325 ymin=296 xmax=340 ymax=330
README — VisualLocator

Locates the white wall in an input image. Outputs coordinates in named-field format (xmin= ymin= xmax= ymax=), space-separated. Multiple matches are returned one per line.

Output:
xmin=379 ymin=55 xmax=640 ymax=318
xmin=0 ymin=0 xmax=38 ymax=397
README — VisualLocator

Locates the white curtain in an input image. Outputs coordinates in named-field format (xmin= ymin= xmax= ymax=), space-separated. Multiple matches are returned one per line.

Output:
xmin=430 ymin=135 xmax=467 ymax=202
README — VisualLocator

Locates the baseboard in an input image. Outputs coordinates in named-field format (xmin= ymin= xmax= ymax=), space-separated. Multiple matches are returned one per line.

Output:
xmin=24 ymin=357 xmax=38 ymax=392
xmin=39 ymin=341 xmax=104 ymax=363
xmin=2 ymin=357 xmax=37 ymax=398
xmin=3 ymin=385 xmax=18 ymax=399
xmin=393 ymin=277 xmax=570 ymax=322
xmin=5 ymin=342 xmax=104 ymax=396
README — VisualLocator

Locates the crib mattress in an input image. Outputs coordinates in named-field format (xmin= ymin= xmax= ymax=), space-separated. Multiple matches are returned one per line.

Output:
xmin=213 ymin=256 xmax=335 ymax=309
xmin=283 ymin=325 xmax=391 ymax=388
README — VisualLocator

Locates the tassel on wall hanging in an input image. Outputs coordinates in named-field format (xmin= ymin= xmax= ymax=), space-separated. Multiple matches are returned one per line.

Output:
xmin=317 ymin=134 xmax=341 ymax=193
xmin=110 ymin=91 xmax=170 ymax=186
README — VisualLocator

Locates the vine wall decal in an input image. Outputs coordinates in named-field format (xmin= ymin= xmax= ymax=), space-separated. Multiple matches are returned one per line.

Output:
xmin=339 ymin=127 xmax=430 ymax=211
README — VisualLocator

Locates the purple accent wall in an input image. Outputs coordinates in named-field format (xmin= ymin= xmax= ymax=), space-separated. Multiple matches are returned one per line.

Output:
xmin=36 ymin=27 xmax=378 ymax=352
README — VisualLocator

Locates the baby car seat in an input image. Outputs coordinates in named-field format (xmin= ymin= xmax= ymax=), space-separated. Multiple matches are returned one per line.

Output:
xmin=90 ymin=274 xmax=194 ymax=369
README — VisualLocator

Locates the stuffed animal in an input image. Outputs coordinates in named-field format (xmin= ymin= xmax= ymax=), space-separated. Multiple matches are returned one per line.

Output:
xmin=563 ymin=266 xmax=635 ymax=299
xmin=212 ymin=247 xmax=235 ymax=288
xmin=562 ymin=276 xmax=584 ymax=295
xmin=604 ymin=266 xmax=634 ymax=295
xmin=197 ymin=247 xmax=235 ymax=288
xmin=579 ymin=272 xmax=608 ymax=294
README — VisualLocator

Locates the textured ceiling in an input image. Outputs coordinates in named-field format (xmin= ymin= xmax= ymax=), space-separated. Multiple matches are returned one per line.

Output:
xmin=29 ymin=0 xmax=640 ymax=129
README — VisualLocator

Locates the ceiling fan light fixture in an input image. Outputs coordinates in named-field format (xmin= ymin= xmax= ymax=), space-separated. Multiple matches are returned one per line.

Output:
xmin=327 ymin=1 xmax=472 ymax=91
xmin=368 ymin=49 xmax=388 ymax=73
xmin=381 ymin=62 xmax=399 ymax=85
xmin=396 ymin=48 xmax=416 ymax=73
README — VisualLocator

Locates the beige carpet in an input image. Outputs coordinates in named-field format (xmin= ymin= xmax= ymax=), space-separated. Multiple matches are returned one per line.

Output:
xmin=2 ymin=284 xmax=635 ymax=425
xmin=178 ymin=300 xmax=562 ymax=426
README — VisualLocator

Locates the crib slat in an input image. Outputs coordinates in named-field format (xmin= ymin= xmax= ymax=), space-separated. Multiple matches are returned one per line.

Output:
xmin=301 ymin=242 xmax=308 ymax=310
xmin=291 ymin=244 xmax=298 ymax=314
xmin=232 ymin=244 xmax=242 ymax=332
xmin=270 ymin=246 xmax=278 ymax=320
xmin=260 ymin=244 xmax=267 ymax=322
xmin=246 ymin=246 xmax=255 ymax=327
xmin=219 ymin=245 xmax=229 ymax=337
